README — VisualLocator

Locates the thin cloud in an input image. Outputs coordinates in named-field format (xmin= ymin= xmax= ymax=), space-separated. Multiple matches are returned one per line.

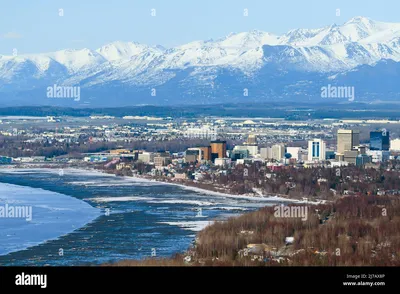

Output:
xmin=2 ymin=32 xmax=23 ymax=39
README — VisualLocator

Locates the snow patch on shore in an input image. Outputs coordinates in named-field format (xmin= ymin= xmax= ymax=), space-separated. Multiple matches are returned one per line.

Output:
xmin=159 ymin=221 xmax=213 ymax=232
xmin=147 ymin=199 xmax=217 ymax=206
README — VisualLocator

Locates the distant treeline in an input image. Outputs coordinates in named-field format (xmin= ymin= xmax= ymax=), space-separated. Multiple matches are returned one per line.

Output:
xmin=0 ymin=136 xmax=213 ymax=158
xmin=1 ymin=102 xmax=400 ymax=119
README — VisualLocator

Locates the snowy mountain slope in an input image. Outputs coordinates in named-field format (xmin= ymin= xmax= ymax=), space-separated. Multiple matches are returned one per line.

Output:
xmin=280 ymin=17 xmax=400 ymax=46
xmin=96 ymin=41 xmax=165 ymax=61
xmin=1 ymin=16 xmax=400 ymax=106
xmin=46 ymin=49 xmax=106 ymax=73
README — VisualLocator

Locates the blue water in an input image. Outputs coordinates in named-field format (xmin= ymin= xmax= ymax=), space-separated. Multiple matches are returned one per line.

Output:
xmin=0 ymin=168 xmax=275 ymax=266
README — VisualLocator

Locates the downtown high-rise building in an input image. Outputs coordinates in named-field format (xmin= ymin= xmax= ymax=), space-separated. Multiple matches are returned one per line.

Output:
xmin=271 ymin=144 xmax=285 ymax=161
xmin=337 ymin=129 xmax=360 ymax=154
xmin=260 ymin=147 xmax=273 ymax=160
xmin=210 ymin=140 xmax=227 ymax=161
xmin=308 ymin=139 xmax=326 ymax=161
xmin=370 ymin=131 xmax=390 ymax=151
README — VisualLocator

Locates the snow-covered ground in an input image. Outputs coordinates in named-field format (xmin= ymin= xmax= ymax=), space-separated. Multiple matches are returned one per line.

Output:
xmin=158 ymin=221 xmax=213 ymax=232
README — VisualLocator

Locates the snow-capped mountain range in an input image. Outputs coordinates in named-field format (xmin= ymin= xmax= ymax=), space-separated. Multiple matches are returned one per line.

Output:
xmin=1 ymin=16 xmax=400 ymax=106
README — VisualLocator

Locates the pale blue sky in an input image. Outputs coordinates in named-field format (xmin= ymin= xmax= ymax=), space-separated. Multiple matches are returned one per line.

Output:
xmin=0 ymin=0 xmax=397 ymax=55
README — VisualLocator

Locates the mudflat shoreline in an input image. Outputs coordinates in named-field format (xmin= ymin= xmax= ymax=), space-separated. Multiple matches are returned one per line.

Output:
xmin=2 ymin=163 xmax=321 ymax=204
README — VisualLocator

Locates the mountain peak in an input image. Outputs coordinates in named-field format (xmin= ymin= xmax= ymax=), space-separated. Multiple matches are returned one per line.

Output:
xmin=218 ymin=30 xmax=279 ymax=47
xmin=345 ymin=16 xmax=374 ymax=25
xmin=96 ymin=41 xmax=153 ymax=61
xmin=327 ymin=23 xmax=338 ymax=30
xmin=249 ymin=29 xmax=266 ymax=35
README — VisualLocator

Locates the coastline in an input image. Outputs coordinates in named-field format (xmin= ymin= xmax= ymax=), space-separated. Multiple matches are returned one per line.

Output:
xmin=1 ymin=164 xmax=319 ymax=204
xmin=127 ymin=174 xmax=321 ymax=204
xmin=100 ymin=168 xmax=324 ymax=205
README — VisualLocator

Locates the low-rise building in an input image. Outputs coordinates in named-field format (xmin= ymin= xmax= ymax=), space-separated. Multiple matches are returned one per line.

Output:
xmin=214 ymin=158 xmax=231 ymax=167
xmin=0 ymin=156 xmax=12 ymax=164
xmin=110 ymin=149 xmax=131 ymax=155
xmin=174 ymin=173 xmax=187 ymax=180
xmin=138 ymin=152 xmax=155 ymax=163
xmin=367 ymin=150 xmax=390 ymax=163
xmin=154 ymin=156 xmax=172 ymax=167
xmin=344 ymin=150 xmax=358 ymax=164
xmin=116 ymin=162 xmax=129 ymax=170
xmin=185 ymin=149 xmax=201 ymax=163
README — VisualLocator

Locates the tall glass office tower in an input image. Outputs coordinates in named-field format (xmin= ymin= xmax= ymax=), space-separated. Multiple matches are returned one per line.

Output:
xmin=370 ymin=131 xmax=390 ymax=151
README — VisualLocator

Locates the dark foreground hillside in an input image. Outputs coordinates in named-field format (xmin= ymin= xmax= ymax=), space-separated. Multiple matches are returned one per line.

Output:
xmin=109 ymin=195 xmax=400 ymax=266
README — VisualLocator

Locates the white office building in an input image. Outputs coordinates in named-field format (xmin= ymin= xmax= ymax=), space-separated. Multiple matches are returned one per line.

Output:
xmin=390 ymin=138 xmax=400 ymax=151
xmin=260 ymin=147 xmax=272 ymax=159
xmin=214 ymin=158 xmax=231 ymax=167
xmin=234 ymin=145 xmax=259 ymax=156
xmin=286 ymin=147 xmax=302 ymax=161
xmin=271 ymin=144 xmax=285 ymax=161
xmin=308 ymin=139 xmax=326 ymax=161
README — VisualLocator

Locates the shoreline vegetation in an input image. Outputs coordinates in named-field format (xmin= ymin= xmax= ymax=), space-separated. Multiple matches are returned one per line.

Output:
xmin=109 ymin=193 xmax=399 ymax=266
xmin=2 ymin=164 xmax=398 ymax=266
